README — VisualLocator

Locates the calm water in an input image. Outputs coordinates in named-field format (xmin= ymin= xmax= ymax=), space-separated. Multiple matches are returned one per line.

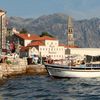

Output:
xmin=0 ymin=75 xmax=100 ymax=100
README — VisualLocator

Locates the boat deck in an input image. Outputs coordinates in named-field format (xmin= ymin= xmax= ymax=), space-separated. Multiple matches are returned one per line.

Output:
xmin=45 ymin=63 xmax=100 ymax=70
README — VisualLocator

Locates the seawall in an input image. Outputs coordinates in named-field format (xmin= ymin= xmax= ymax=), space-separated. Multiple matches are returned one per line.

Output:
xmin=0 ymin=63 xmax=47 ymax=80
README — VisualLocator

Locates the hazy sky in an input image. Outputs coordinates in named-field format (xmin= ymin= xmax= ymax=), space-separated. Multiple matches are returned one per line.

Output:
xmin=0 ymin=0 xmax=100 ymax=19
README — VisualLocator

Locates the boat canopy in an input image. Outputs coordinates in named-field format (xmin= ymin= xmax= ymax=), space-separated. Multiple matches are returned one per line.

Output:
xmin=85 ymin=55 xmax=100 ymax=63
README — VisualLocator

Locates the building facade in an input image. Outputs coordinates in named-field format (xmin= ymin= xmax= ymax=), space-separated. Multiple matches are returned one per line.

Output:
xmin=19 ymin=35 xmax=65 ymax=60
xmin=39 ymin=40 xmax=65 ymax=60
xmin=0 ymin=9 xmax=7 ymax=53
xmin=12 ymin=33 xmax=40 ymax=46
xmin=26 ymin=36 xmax=65 ymax=60
xmin=70 ymin=48 xmax=100 ymax=56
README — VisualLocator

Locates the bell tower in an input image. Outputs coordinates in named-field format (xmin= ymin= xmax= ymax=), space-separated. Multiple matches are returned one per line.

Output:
xmin=67 ymin=16 xmax=74 ymax=46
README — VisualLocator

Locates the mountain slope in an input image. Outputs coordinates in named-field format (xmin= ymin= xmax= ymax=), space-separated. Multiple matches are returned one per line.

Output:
xmin=8 ymin=13 xmax=100 ymax=48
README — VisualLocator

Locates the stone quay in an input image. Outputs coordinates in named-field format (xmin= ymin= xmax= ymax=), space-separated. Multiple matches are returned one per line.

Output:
xmin=0 ymin=57 xmax=47 ymax=80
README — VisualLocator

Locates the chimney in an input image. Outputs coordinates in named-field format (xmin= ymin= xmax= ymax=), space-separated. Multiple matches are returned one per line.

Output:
xmin=28 ymin=34 xmax=30 ymax=37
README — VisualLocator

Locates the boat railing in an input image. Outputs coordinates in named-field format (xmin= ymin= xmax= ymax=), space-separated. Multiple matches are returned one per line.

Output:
xmin=86 ymin=61 xmax=100 ymax=67
xmin=66 ymin=56 xmax=100 ymax=69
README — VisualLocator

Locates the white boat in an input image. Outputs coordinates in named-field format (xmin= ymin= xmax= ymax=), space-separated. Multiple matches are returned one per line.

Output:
xmin=44 ymin=55 xmax=100 ymax=78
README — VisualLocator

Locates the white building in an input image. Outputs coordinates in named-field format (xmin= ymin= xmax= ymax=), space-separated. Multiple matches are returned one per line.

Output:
xmin=20 ymin=36 xmax=65 ymax=60
xmin=70 ymin=48 xmax=100 ymax=56
xmin=39 ymin=39 xmax=65 ymax=60
xmin=12 ymin=33 xmax=40 ymax=46
xmin=0 ymin=9 xmax=7 ymax=52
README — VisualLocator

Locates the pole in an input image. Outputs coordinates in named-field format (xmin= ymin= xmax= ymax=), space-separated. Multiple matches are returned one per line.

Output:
xmin=0 ymin=15 xmax=2 ymax=55
xmin=40 ymin=52 xmax=42 ymax=64
xmin=0 ymin=12 xmax=6 ymax=55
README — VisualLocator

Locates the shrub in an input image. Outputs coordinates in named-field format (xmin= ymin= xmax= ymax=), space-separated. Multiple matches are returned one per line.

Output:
xmin=6 ymin=60 xmax=12 ymax=64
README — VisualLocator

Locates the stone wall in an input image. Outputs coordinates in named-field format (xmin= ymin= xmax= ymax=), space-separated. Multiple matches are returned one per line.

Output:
xmin=0 ymin=63 xmax=47 ymax=80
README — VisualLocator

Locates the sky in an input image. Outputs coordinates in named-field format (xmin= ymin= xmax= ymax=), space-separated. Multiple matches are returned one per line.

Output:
xmin=0 ymin=0 xmax=100 ymax=20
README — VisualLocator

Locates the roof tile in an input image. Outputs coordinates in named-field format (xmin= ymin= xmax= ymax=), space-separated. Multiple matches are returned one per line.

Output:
xmin=27 ymin=41 xmax=44 ymax=47
xmin=15 ymin=33 xmax=40 ymax=40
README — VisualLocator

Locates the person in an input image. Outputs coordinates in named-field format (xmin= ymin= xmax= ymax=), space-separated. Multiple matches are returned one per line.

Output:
xmin=47 ymin=55 xmax=53 ymax=64
xmin=10 ymin=41 xmax=15 ymax=53
xmin=31 ymin=54 xmax=34 ymax=63
xmin=34 ymin=55 xmax=39 ymax=64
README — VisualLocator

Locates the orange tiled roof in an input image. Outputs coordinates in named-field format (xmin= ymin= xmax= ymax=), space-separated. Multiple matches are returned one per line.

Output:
xmin=59 ymin=44 xmax=65 ymax=46
xmin=15 ymin=33 xmax=40 ymax=40
xmin=27 ymin=41 xmax=44 ymax=47
xmin=65 ymin=45 xmax=79 ymax=48
xmin=59 ymin=44 xmax=78 ymax=48
xmin=27 ymin=36 xmax=57 ymax=47
xmin=20 ymin=46 xmax=29 ymax=52
xmin=20 ymin=41 xmax=44 ymax=51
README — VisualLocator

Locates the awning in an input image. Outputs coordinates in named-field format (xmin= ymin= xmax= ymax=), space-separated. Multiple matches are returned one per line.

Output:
xmin=85 ymin=55 xmax=100 ymax=63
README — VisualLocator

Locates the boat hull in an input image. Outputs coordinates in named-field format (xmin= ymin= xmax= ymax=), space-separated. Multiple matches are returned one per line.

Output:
xmin=45 ymin=64 xmax=100 ymax=78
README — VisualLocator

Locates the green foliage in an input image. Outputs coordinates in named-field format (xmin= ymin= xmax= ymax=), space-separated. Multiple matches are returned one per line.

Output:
xmin=20 ymin=28 xmax=27 ymax=34
xmin=40 ymin=32 xmax=54 ymax=37
xmin=6 ymin=60 xmax=12 ymax=64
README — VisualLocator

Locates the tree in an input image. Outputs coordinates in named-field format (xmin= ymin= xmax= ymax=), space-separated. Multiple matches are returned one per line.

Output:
xmin=20 ymin=28 xmax=27 ymax=33
xmin=40 ymin=32 xmax=54 ymax=37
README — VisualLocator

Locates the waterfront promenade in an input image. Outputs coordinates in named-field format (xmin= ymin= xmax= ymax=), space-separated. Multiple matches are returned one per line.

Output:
xmin=0 ymin=48 xmax=100 ymax=80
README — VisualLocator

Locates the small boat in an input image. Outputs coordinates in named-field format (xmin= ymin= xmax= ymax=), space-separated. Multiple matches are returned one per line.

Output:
xmin=44 ymin=55 xmax=100 ymax=78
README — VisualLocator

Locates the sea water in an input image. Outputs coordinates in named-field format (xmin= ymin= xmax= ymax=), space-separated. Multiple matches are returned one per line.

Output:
xmin=0 ymin=75 xmax=100 ymax=100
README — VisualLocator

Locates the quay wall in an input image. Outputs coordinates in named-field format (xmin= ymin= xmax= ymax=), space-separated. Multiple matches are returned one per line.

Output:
xmin=0 ymin=63 xmax=47 ymax=79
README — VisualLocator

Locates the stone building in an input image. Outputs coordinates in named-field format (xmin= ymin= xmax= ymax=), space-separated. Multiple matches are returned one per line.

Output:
xmin=0 ymin=9 xmax=7 ymax=54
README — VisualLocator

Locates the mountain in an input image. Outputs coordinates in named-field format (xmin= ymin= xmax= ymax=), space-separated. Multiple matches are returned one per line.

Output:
xmin=7 ymin=13 xmax=100 ymax=48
